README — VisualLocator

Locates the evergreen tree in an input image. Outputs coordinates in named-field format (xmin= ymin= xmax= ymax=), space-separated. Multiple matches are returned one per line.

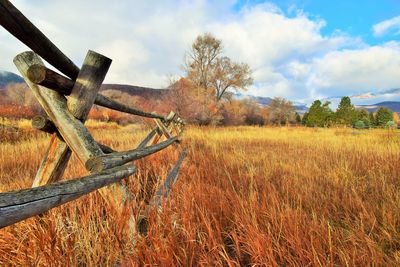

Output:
xmin=301 ymin=112 xmax=308 ymax=125
xmin=375 ymin=107 xmax=393 ymax=126
xmin=305 ymin=100 xmax=332 ymax=127
xmin=356 ymin=109 xmax=370 ymax=127
xmin=334 ymin=96 xmax=356 ymax=125
xmin=369 ymin=112 xmax=375 ymax=127
xmin=295 ymin=112 xmax=302 ymax=124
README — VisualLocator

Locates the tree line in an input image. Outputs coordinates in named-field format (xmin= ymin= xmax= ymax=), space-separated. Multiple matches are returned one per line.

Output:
xmin=302 ymin=96 xmax=396 ymax=128
xmin=0 ymin=33 xmax=397 ymax=128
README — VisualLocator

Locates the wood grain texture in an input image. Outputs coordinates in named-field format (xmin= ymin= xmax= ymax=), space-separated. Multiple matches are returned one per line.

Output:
xmin=67 ymin=50 xmax=111 ymax=121
xmin=14 ymin=52 xmax=103 ymax=180
xmin=32 ymin=134 xmax=71 ymax=187
xmin=0 ymin=164 xmax=135 ymax=229
xmin=17 ymin=53 xmax=131 ymax=219
xmin=26 ymin=64 xmax=166 ymax=120
xmin=32 ymin=115 xmax=56 ymax=134
xmin=31 ymin=116 xmax=115 ymax=154
xmin=86 ymin=136 xmax=179 ymax=172
xmin=27 ymin=64 xmax=73 ymax=95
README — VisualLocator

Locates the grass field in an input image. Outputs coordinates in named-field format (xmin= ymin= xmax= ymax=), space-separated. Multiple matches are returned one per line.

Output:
xmin=0 ymin=119 xmax=399 ymax=266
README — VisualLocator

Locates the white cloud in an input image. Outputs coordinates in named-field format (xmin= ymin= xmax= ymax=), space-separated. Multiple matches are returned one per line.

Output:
xmin=0 ymin=0 xmax=399 ymax=102
xmin=373 ymin=16 xmax=400 ymax=37
xmin=307 ymin=42 xmax=400 ymax=97
xmin=285 ymin=61 xmax=311 ymax=79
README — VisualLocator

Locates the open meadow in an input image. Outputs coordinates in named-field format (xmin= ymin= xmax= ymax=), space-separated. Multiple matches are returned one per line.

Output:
xmin=0 ymin=119 xmax=399 ymax=266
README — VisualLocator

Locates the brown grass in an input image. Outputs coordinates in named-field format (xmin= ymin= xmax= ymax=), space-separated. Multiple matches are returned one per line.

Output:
xmin=0 ymin=120 xmax=399 ymax=266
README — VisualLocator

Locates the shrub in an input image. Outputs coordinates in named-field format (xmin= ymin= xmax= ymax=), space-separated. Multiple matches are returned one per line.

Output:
xmin=354 ymin=120 xmax=366 ymax=129
xmin=385 ymin=120 xmax=396 ymax=129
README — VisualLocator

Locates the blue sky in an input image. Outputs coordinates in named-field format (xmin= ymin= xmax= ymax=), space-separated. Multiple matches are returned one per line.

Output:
xmin=1 ymin=0 xmax=400 ymax=104
xmin=235 ymin=0 xmax=400 ymax=44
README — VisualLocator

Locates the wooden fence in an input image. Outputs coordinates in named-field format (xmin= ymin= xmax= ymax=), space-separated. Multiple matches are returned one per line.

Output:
xmin=0 ymin=0 xmax=185 ymax=234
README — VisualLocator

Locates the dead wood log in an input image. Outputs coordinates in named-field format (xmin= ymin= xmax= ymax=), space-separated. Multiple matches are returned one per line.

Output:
xmin=151 ymin=112 xmax=177 ymax=145
xmin=31 ymin=115 xmax=57 ymax=134
xmin=32 ymin=115 xmax=115 ymax=154
xmin=98 ymin=144 xmax=116 ymax=154
xmin=138 ymin=151 xmax=186 ymax=235
xmin=135 ymin=111 xmax=177 ymax=150
xmin=27 ymin=64 xmax=73 ymax=94
xmin=67 ymin=50 xmax=111 ymax=121
xmin=152 ymin=150 xmax=186 ymax=203
xmin=14 ymin=51 xmax=104 ymax=167
xmin=14 ymin=52 xmax=97 ymax=187
xmin=0 ymin=1 xmax=165 ymax=121
xmin=32 ymin=134 xmax=71 ymax=187
xmin=95 ymin=94 xmax=165 ymax=120
xmin=155 ymin=119 xmax=173 ymax=139
xmin=0 ymin=164 xmax=135 ymax=229
xmin=136 ymin=128 xmax=158 ymax=149
xmin=34 ymin=50 xmax=129 ymax=212
xmin=86 ymin=137 xmax=179 ymax=172
xmin=26 ymin=64 xmax=166 ymax=120
xmin=0 ymin=0 xmax=79 ymax=80
xmin=18 ymin=53 xmax=135 ymax=222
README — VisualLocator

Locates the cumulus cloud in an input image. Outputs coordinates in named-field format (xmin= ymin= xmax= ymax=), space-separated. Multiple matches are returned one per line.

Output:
xmin=0 ymin=0 xmax=399 ymax=102
xmin=307 ymin=42 xmax=400 ymax=97
xmin=373 ymin=16 xmax=400 ymax=37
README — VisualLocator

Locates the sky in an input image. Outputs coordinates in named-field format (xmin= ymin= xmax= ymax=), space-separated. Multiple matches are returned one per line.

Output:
xmin=1 ymin=0 xmax=400 ymax=103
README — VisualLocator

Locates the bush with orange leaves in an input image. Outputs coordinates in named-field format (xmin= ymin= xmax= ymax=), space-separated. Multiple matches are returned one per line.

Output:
xmin=167 ymin=78 xmax=223 ymax=125
xmin=0 ymin=104 xmax=37 ymax=119
xmin=88 ymin=106 xmax=142 ymax=125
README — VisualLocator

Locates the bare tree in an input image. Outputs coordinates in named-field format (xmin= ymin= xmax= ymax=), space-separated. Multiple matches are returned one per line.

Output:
xmin=185 ymin=33 xmax=222 ymax=90
xmin=212 ymin=56 xmax=253 ymax=101
xmin=268 ymin=97 xmax=296 ymax=125
xmin=167 ymin=77 xmax=195 ymax=117
xmin=184 ymin=33 xmax=253 ymax=102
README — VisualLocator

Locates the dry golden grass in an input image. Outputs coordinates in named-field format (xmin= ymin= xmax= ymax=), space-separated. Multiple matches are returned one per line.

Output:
xmin=0 ymin=120 xmax=399 ymax=266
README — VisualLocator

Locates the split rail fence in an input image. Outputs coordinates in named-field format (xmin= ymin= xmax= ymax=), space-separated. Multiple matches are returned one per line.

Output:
xmin=0 ymin=0 xmax=186 ymax=234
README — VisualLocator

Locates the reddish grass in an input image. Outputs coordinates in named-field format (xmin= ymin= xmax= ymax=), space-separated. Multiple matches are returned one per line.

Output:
xmin=0 ymin=123 xmax=399 ymax=266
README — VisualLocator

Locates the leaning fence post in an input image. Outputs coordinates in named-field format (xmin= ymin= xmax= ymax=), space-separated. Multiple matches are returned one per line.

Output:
xmin=67 ymin=50 xmax=111 ymax=121
xmin=14 ymin=52 xmax=104 ymax=168
xmin=1 ymin=0 xmax=187 ymax=234
xmin=32 ymin=134 xmax=72 ymax=187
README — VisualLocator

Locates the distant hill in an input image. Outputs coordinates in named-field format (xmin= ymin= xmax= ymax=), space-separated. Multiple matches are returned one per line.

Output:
xmin=0 ymin=71 xmax=325 ymax=114
xmin=234 ymin=93 xmax=272 ymax=105
xmin=356 ymin=101 xmax=400 ymax=113
xmin=234 ymin=93 xmax=308 ymax=113
xmin=0 ymin=71 xmax=24 ymax=88
xmin=352 ymin=88 xmax=400 ymax=99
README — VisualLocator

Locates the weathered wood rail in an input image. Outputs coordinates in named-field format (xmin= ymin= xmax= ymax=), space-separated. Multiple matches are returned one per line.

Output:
xmin=0 ymin=165 xmax=136 ymax=229
xmin=0 ymin=0 xmax=186 ymax=234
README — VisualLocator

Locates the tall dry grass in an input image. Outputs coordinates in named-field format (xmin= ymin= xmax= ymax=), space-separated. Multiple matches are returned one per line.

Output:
xmin=0 ymin=120 xmax=399 ymax=266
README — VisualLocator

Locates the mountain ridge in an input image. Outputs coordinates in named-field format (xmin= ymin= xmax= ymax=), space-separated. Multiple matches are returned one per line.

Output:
xmin=356 ymin=101 xmax=400 ymax=113
xmin=0 ymin=71 xmax=24 ymax=88
xmin=1 ymin=70 xmax=399 ymax=113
